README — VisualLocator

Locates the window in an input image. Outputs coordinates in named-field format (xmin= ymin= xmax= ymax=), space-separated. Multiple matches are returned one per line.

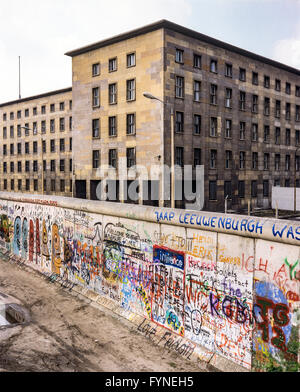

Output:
xmin=92 ymin=150 xmax=100 ymax=169
xmin=69 ymin=100 xmax=72 ymax=110
xmin=126 ymin=147 xmax=136 ymax=168
xmin=285 ymin=179 xmax=290 ymax=187
xmin=10 ymin=162 xmax=14 ymax=173
xmin=252 ymin=152 xmax=258 ymax=169
xmin=193 ymin=54 xmax=201 ymax=69
xmin=175 ymin=111 xmax=184 ymax=133
xmin=210 ymin=117 xmax=217 ymax=137
xmin=296 ymin=130 xmax=300 ymax=145
xmin=252 ymin=123 xmax=258 ymax=141
xmin=59 ymin=159 xmax=65 ymax=172
xmin=286 ymin=103 xmax=291 ymax=120
xmin=10 ymin=112 xmax=14 ymax=120
xmin=264 ymin=75 xmax=270 ymax=88
xmin=17 ymin=161 xmax=21 ymax=173
xmin=251 ymin=181 xmax=257 ymax=198
xmin=275 ymin=79 xmax=281 ymax=91
xmin=210 ymin=84 xmax=217 ymax=105
xmin=127 ymin=53 xmax=135 ymax=67
xmin=33 ymin=160 xmax=38 ymax=172
xmin=25 ymin=108 xmax=29 ymax=117
xmin=175 ymin=147 xmax=184 ymax=167
xmin=50 ymin=139 xmax=55 ymax=152
xmin=51 ymin=179 xmax=56 ymax=192
xmin=17 ymin=110 xmax=21 ymax=119
xmin=239 ymin=91 xmax=246 ymax=110
xmin=285 ymin=155 xmax=290 ymax=171
xmin=33 ymin=107 xmax=37 ymax=116
xmin=239 ymin=68 xmax=246 ymax=82
xmin=286 ymin=82 xmax=291 ymax=95
xmin=50 ymin=119 xmax=55 ymax=132
xmin=33 ymin=179 xmax=38 ymax=191
xmin=3 ymin=113 xmax=7 ymax=121
xmin=264 ymin=153 xmax=269 ymax=170
xmin=252 ymin=95 xmax=258 ymax=113
xmin=42 ymin=140 xmax=46 ymax=153
xmin=108 ymin=83 xmax=117 ymax=104
xmin=25 ymin=179 xmax=29 ymax=191
xmin=225 ymin=63 xmax=232 ymax=78
xmin=210 ymin=59 xmax=217 ymax=73
xmin=238 ymin=181 xmax=245 ymax=198
xmin=43 ymin=160 xmax=46 ymax=171
xmin=60 ymin=138 xmax=65 ymax=152
xmin=296 ymin=85 xmax=300 ymax=97
xmin=92 ymin=119 xmax=100 ymax=138
xmin=3 ymin=162 xmax=6 ymax=173
xmin=3 ymin=145 xmax=7 ymax=156
xmin=193 ymin=80 xmax=201 ymax=102
xmin=25 ymin=161 xmax=30 ymax=172
xmin=4 ymin=179 xmax=7 ymax=190
xmin=92 ymin=63 xmax=100 ymax=76
xmin=69 ymin=137 xmax=72 ymax=152
xmin=264 ymin=97 xmax=270 ymax=115
xmin=296 ymin=156 xmax=300 ymax=171
xmin=296 ymin=105 xmax=300 ymax=122
xmin=10 ymin=144 xmax=14 ymax=155
xmin=109 ymin=116 xmax=117 ymax=137
xmin=59 ymin=118 xmax=65 ymax=131
xmin=92 ymin=87 xmax=100 ymax=107
xmin=209 ymin=181 xmax=217 ymax=200
xmin=225 ymin=150 xmax=232 ymax=169
xmin=3 ymin=127 xmax=7 ymax=139
xmin=41 ymin=120 xmax=46 ymax=133
xmin=50 ymin=160 xmax=56 ymax=172
xmin=252 ymin=72 xmax=258 ymax=85
xmin=194 ymin=148 xmax=201 ymax=167
xmin=60 ymin=180 xmax=65 ymax=192
xmin=109 ymin=57 xmax=117 ymax=72
xmin=11 ymin=179 xmax=14 ymax=191
xmin=126 ymin=113 xmax=135 ymax=135
xmin=225 ymin=88 xmax=232 ymax=108
xmin=224 ymin=181 xmax=232 ymax=199
xmin=41 ymin=105 xmax=46 ymax=114
xmin=286 ymin=128 xmax=291 ymax=146
xmin=225 ymin=119 xmax=232 ymax=138
xmin=275 ymin=100 xmax=281 ymax=118
xmin=240 ymin=122 xmax=246 ymax=140
xmin=275 ymin=154 xmax=280 ymax=170
xmin=17 ymin=125 xmax=21 ymax=137
xmin=275 ymin=127 xmax=281 ymax=144
xmin=263 ymin=180 xmax=269 ymax=197
xmin=210 ymin=149 xmax=217 ymax=169
xmin=10 ymin=126 xmax=14 ymax=138
xmin=175 ymin=76 xmax=184 ymax=98
xmin=175 ymin=49 xmax=183 ymax=63
xmin=50 ymin=104 xmax=55 ymax=113
xmin=126 ymin=79 xmax=135 ymax=101
xmin=240 ymin=151 xmax=246 ymax=169
xmin=109 ymin=149 xmax=117 ymax=168
xmin=18 ymin=179 xmax=22 ymax=191
xmin=264 ymin=125 xmax=270 ymax=142
xmin=193 ymin=114 xmax=201 ymax=134
xmin=33 ymin=141 xmax=37 ymax=154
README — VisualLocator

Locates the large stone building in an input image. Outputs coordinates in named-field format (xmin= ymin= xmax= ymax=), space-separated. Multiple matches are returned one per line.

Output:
xmin=0 ymin=88 xmax=73 ymax=196
xmin=1 ymin=20 xmax=300 ymax=212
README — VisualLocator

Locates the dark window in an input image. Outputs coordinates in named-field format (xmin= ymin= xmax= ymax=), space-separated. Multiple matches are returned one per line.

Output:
xmin=41 ymin=105 xmax=46 ymax=114
xmin=275 ymin=100 xmax=281 ymax=118
xmin=252 ymin=152 xmax=258 ymax=169
xmin=59 ymin=118 xmax=65 ymax=131
xmin=240 ymin=122 xmax=246 ymax=140
xmin=3 ymin=127 xmax=7 ymax=139
xmin=25 ymin=161 xmax=30 ymax=172
xmin=225 ymin=88 xmax=232 ymax=108
xmin=252 ymin=95 xmax=258 ymax=113
xmin=224 ymin=181 xmax=232 ymax=199
xmin=33 ymin=141 xmax=37 ymax=154
xmin=210 ymin=150 xmax=217 ymax=169
xmin=209 ymin=181 xmax=217 ymax=200
xmin=10 ymin=126 xmax=14 ymax=138
xmin=18 ymin=179 xmax=22 ymax=191
xmin=109 ymin=149 xmax=117 ymax=168
xmin=109 ymin=116 xmax=117 ymax=137
xmin=109 ymin=57 xmax=117 ymax=72
xmin=17 ymin=143 xmax=21 ymax=155
xmin=240 ymin=151 xmax=246 ymax=169
xmin=50 ymin=139 xmax=55 ymax=152
xmin=175 ymin=76 xmax=184 ymax=98
xmin=194 ymin=148 xmax=201 ymax=167
xmin=263 ymin=180 xmax=269 ymax=197
xmin=92 ymin=150 xmax=100 ymax=169
xmin=252 ymin=124 xmax=258 ymax=141
xmin=252 ymin=72 xmax=258 ymax=85
xmin=33 ymin=160 xmax=38 ymax=172
xmin=109 ymin=83 xmax=118 ymax=104
xmin=10 ymin=162 xmax=14 ymax=173
xmin=238 ymin=181 xmax=245 ymax=198
xmin=41 ymin=120 xmax=46 ymax=133
xmin=60 ymin=159 xmax=65 ymax=172
xmin=92 ymin=63 xmax=100 ymax=76
xmin=264 ymin=75 xmax=270 ymax=88
xmin=175 ymin=147 xmax=184 ymax=167
xmin=50 ymin=104 xmax=55 ymax=113
xmin=60 ymin=138 xmax=65 ymax=152
xmin=126 ymin=113 xmax=135 ymax=135
xmin=225 ymin=150 xmax=232 ymax=169
xmin=286 ymin=103 xmax=291 ymax=120
xmin=296 ymin=85 xmax=300 ymax=97
xmin=92 ymin=119 xmax=100 ymax=138
xmin=50 ymin=119 xmax=55 ymax=132
xmin=50 ymin=160 xmax=56 ymax=172
xmin=251 ymin=180 xmax=257 ymax=197
xmin=193 ymin=114 xmax=201 ymax=134
xmin=296 ymin=105 xmax=300 ymax=122
xmin=193 ymin=54 xmax=201 ymax=68
xmin=296 ymin=130 xmax=300 ymax=145
xmin=286 ymin=128 xmax=291 ymax=145
xmin=60 ymin=179 xmax=65 ymax=192
xmin=239 ymin=91 xmax=246 ymax=110
xmin=17 ymin=110 xmax=21 ymax=119
xmin=264 ymin=153 xmax=269 ymax=170
xmin=26 ymin=179 xmax=30 ymax=191
xmin=175 ymin=111 xmax=184 ymax=133
xmin=175 ymin=48 xmax=184 ymax=63
xmin=264 ymin=125 xmax=270 ymax=142
xmin=210 ymin=59 xmax=217 ymax=73
xmin=193 ymin=80 xmax=201 ymax=101
xmin=127 ymin=53 xmax=135 ymax=67
xmin=275 ymin=127 xmax=281 ymax=144
xmin=126 ymin=79 xmax=135 ymax=101
xmin=92 ymin=87 xmax=100 ymax=107
xmin=126 ymin=148 xmax=136 ymax=168
xmin=275 ymin=154 xmax=280 ymax=171
xmin=275 ymin=79 xmax=281 ymax=91
xmin=239 ymin=68 xmax=246 ymax=82
xmin=264 ymin=97 xmax=270 ymax=115
xmin=3 ymin=179 xmax=7 ymax=190
xmin=210 ymin=117 xmax=217 ymax=137
xmin=17 ymin=161 xmax=21 ymax=173
xmin=210 ymin=84 xmax=217 ymax=105
xmin=285 ymin=155 xmax=290 ymax=171
xmin=225 ymin=119 xmax=232 ymax=138
xmin=285 ymin=178 xmax=290 ymax=187
xmin=225 ymin=63 xmax=232 ymax=78
xmin=51 ymin=179 xmax=56 ymax=192
xmin=33 ymin=107 xmax=37 ymax=116
xmin=286 ymin=82 xmax=291 ymax=94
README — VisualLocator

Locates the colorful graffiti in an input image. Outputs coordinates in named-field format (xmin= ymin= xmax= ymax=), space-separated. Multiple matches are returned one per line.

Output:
xmin=0 ymin=198 xmax=298 ymax=372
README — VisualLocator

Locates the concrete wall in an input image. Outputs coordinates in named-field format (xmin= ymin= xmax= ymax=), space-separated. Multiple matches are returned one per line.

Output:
xmin=272 ymin=186 xmax=300 ymax=211
xmin=0 ymin=191 xmax=299 ymax=372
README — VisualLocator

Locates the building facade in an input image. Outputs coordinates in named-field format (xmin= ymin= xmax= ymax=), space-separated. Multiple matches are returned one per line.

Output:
xmin=0 ymin=88 xmax=73 ymax=196
xmin=1 ymin=20 xmax=300 ymax=212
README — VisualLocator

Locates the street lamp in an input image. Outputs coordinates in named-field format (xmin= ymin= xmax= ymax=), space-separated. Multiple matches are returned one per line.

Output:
xmin=21 ymin=126 xmax=44 ymax=195
xmin=143 ymin=92 xmax=175 ymax=208
xmin=294 ymin=146 xmax=300 ymax=212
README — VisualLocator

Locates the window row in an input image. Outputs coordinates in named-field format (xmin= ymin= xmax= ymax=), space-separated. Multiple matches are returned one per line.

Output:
xmin=92 ymin=53 xmax=136 ymax=77
xmin=174 ymin=48 xmax=300 ymax=96
xmin=92 ymin=114 xmax=136 ymax=137
xmin=92 ymin=79 xmax=136 ymax=107
xmin=2 ymin=178 xmax=71 ymax=192
xmin=2 ymin=117 xmax=72 ymax=139
xmin=2 ymin=138 xmax=72 ymax=155
xmin=2 ymin=101 xmax=72 ymax=121
xmin=3 ymin=159 xmax=72 ymax=173
xmin=92 ymin=148 xmax=135 ymax=169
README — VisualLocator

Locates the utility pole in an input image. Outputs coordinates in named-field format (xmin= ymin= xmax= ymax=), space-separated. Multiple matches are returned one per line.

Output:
xmin=18 ymin=56 xmax=21 ymax=99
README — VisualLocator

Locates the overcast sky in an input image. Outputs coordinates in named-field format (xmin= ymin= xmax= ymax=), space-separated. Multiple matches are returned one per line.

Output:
xmin=0 ymin=0 xmax=299 ymax=103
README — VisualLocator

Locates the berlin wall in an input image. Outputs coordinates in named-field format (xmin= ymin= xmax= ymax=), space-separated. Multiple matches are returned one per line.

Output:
xmin=0 ymin=192 xmax=299 ymax=372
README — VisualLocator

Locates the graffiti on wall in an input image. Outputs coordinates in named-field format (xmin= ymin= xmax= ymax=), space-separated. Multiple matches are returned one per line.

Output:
xmin=0 ymin=199 xmax=298 ymax=372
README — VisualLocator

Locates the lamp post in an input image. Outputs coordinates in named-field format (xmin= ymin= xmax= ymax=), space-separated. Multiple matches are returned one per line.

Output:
xmin=21 ymin=126 xmax=44 ymax=195
xmin=143 ymin=92 xmax=175 ymax=208
xmin=294 ymin=146 xmax=300 ymax=213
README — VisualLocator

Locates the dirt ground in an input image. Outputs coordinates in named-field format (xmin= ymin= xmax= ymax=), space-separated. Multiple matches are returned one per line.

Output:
xmin=0 ymin=256 xmax=209 ymax=372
